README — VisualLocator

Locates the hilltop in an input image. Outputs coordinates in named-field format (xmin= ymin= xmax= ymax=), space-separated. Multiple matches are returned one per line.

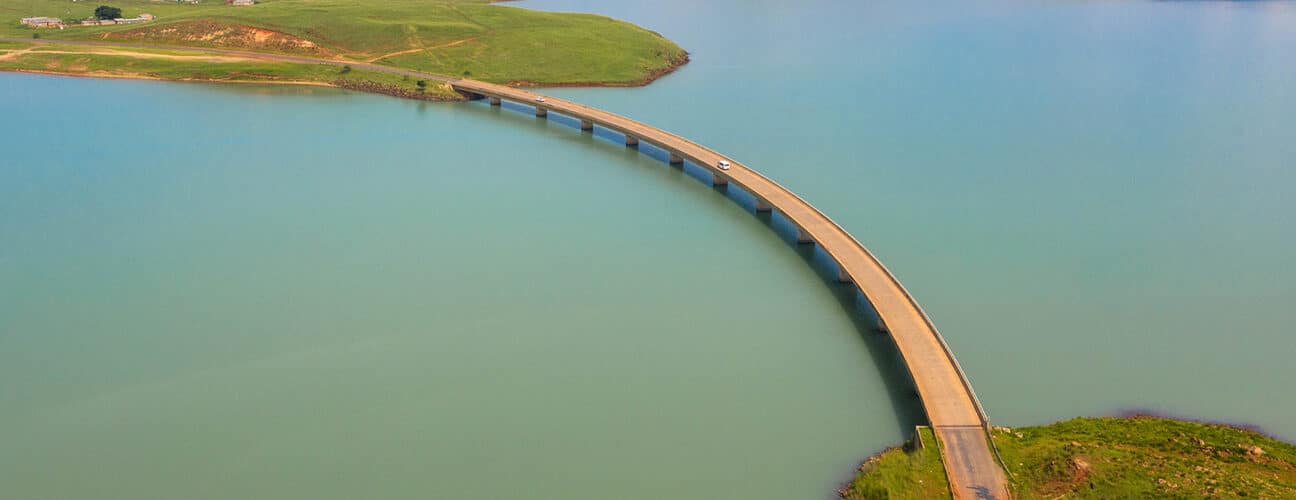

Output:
xmin=842 ymin=416 xmax=1296 ymax=499
xmin=0 ymin=0 xmax=687 ymax=97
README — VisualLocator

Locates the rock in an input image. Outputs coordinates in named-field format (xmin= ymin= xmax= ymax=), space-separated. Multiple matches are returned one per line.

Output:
xmin=1247 ymin=445 xmax=1264 ymax=456
xmin=1070 ymin=441 xmax=1082 ymax=448
xmin=1070 ymin=457 xmax=1091 ymax=474
xmin=1193 ymin=437 xmax=1206 ymax=447
xmin=1015 ymin=432 xmax=1024 ymax=439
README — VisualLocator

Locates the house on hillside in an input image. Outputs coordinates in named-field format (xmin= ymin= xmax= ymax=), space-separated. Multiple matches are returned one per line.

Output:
xmin=20 ymin=17 xmax=63 ymax=28
xmin=228 ymin=0 xmax=254 ymax=5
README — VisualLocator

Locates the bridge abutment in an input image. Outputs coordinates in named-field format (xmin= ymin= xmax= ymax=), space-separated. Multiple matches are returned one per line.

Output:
xmin=489 ymin=97 xmax=501 ymax=106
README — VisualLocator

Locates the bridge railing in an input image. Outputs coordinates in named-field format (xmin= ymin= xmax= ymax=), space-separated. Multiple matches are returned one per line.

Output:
xmin=608 ymin=115 xmax=1014 ymax=479
xmin=712 ymin=142 xmax=1014 ymax=480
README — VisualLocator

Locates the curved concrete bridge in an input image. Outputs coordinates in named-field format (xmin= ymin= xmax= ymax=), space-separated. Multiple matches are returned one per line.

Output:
xmin=0 ymin=37 xmax=1009 ymax=498
xmin=453 ymin=80 xmax=1011 ymax=500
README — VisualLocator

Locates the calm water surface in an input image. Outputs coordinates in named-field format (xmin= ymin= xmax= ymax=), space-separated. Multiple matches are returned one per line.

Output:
xmin=2 ymin=1 xmax=1294 ymax=498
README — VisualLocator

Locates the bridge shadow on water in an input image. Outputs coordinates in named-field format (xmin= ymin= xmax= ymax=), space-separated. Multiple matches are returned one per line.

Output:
xmin=460 ymin=99 xmax=927 ymax=438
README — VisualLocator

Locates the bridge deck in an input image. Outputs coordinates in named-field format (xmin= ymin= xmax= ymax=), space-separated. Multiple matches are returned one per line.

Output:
xmin=453 ymin=80 xmax=1010 ymax=499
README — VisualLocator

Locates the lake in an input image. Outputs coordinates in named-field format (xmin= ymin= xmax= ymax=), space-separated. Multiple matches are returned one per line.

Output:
xmin=2 ymin=0 xmax=1294 ymax=498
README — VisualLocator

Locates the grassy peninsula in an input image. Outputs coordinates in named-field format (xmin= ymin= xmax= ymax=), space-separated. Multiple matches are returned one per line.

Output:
xmin=842 ymin=416 xmax=1296 ymax=499
xmin=0 ymin=0 xmax=687 ymax=97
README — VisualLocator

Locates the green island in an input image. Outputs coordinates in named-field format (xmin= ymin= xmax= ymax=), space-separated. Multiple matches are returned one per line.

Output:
xmin=0 ymin=0 xmax=688 ymax=99
xmin=842 ymin=416 xmax=1296 ymax=499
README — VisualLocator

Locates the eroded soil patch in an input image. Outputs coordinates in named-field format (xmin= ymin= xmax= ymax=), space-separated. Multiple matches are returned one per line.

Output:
xmin=103 ymin=21 xmax=331 ymax=56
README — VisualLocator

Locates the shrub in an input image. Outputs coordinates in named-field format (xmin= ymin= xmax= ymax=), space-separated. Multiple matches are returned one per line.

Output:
xmin=95 ymin=6 xmax=123 ymax=20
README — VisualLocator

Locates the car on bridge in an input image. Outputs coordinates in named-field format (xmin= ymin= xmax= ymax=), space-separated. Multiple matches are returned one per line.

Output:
xmin=717 ymin=160 xmax=731 ymax=171
xmin=534 ymin=97 xmax=545 ymax=103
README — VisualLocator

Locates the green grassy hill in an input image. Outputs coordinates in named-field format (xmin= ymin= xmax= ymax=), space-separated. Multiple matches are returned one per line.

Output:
xmin=842 ymin=416 xmax=1296 ymax=499
xmin=1 ymin=0 xmax=687 ymax=85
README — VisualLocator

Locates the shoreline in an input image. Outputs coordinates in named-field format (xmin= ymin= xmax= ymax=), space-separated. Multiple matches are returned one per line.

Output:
xmin=508 ymin=51 xmax=690 ymax=88
xmin=1115 ymin=408 xmax=1285 ymax=441
xmin=0 ymin=67 xmax=473 ymax=102
xmin=0 ymin=44 xmax=690 ymax=102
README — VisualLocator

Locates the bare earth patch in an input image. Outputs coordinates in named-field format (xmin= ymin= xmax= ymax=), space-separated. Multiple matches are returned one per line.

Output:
xmin=0 ymin=47 xmax=35 ymax=61
xmin=366 ymin=37 xmax=479 ymax=63
xmin=103 ymin=20 xmax=331 ymax=56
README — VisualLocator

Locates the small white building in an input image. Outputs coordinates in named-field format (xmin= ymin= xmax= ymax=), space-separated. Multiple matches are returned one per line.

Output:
xmin=229 ymin=0 xmax=254 ymax=5
xmin=21 ymin=17 xmax=63 ymax=28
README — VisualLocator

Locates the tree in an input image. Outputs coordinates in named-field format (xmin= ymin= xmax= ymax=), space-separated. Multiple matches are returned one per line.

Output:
xmin=416 ymin=80 xmax=427 ymax=91
xmin=340 ymin=65 xmax=352 ymax=74
xmin=95 ymin=6 xmax=122 ymax=20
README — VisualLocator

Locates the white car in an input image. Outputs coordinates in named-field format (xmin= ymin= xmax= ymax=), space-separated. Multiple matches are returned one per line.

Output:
xmin=534 ymin=97 xmax=546 ymax=103
xmin=717 ymin=160 xmax=731 ymax=171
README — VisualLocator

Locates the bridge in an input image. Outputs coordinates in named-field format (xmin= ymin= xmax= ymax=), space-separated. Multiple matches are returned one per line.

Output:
xmin=453 ymin=80 xmax=1011 ymax=500
xmin=1 ymin=37 xmax=1011 ymax=498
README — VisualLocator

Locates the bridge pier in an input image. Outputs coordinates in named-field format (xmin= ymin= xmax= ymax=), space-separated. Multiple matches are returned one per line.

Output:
xmin=489 ymin=96 xmax=501 ymax=106
xmin=712 ymin=173 xmax=728 ymax=187
xmin=669 ymin=152 xmax=684 ymax=165
xmin=754 ymin=198 xmax=772 ymax=212
xmin=581 ymin=120 xmax=594 ymax=131
xmin=625 ymin=135 xmax=639 ymax=147
xmin=796 ymin=227 xmax=814 ymax=244
xmin=535 ymin=106 xmax=548 ymax=117
xmin=837 ymin=266 xmax=853 ymax=284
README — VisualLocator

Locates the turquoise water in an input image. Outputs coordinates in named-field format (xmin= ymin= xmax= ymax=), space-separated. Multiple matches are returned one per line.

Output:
xmin=3 ymin=0 xmax=1295 ymax=498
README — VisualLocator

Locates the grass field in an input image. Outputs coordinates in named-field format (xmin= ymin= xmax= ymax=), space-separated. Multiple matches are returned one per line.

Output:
xmin=843 ymin=416 xmax=1296 ymax=499
xmin=839 ymin=426 xmax=951 ymax=500
xmin=0 ymin=42 xmax=462 ymax=98
xmin=1 ymin=0 xmax=687 ymax=85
